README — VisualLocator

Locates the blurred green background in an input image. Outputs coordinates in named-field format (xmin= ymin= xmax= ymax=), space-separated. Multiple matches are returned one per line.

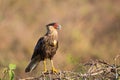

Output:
xmin=0 ymin=0 xmax=120 ymax=78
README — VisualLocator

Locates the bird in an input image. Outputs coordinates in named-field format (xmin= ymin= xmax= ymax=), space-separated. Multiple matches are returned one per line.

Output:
xmin=25 ymin=22 xmax=61 ymax=73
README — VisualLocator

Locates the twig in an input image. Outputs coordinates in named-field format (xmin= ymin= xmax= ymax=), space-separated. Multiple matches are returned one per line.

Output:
xmin=20 ymin=55 xmax=120 ymax=80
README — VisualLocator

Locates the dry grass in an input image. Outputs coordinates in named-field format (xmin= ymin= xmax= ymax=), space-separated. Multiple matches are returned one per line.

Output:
xmin=19 ymin=55 xmax=120 ymax=80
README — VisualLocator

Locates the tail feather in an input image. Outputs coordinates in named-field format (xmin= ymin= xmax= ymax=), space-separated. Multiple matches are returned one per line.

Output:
xmin=25 ymin=59 xmax=39 ymax=72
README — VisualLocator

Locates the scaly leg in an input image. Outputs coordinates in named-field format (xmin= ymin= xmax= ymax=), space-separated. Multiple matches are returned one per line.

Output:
xmin=51 ymin=60 xmax=58 ymax=73
xmin=43 ymin=60 xmax=47 ymax=72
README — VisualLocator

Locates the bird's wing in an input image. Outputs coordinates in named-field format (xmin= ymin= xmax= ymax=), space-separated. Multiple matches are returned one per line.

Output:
xmin=31 ymin=37 xmax=45 ymax=60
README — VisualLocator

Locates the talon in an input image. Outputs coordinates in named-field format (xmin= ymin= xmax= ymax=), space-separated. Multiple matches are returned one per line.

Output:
xmin=52 ymin=67 xmax=58 ymax=73
xmin=43 ymin=70 xmax=48 ymax=73
xmin=43 ymin=69 xmax=48 ymax=73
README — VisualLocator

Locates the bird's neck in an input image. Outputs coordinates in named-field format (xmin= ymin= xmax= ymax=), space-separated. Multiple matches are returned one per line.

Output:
xmin=46 ymin=30 xmax=58 ymax=40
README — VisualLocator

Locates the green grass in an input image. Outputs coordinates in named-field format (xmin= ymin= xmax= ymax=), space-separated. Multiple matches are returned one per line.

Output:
xmin=0 ymin=64 xmax=16 ymax=80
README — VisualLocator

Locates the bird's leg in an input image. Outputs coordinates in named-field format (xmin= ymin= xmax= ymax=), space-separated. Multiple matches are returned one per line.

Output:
xmin=50 ymin=60 xmax=58 ymax=73
xmin=43 ymin=60 xmax=47 ymax=72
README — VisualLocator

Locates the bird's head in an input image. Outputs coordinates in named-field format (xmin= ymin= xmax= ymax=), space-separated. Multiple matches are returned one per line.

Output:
xmin=46 ymin=23 xmax=61 ymax=31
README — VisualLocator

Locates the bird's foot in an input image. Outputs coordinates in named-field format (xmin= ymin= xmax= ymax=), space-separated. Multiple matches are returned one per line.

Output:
xmin=43 ymin=69 xmax=48 ymax=73
xmin=51 ymin=67 xmax=58 ymax=73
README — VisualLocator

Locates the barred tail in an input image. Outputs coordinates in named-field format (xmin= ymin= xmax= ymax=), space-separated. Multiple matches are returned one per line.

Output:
xmin=25 ymin=59 xmax=39 ymax=73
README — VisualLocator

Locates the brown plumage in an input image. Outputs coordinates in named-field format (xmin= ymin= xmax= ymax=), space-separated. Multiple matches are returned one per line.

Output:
xmin=25 ymin=23 xmax=61 ymax=73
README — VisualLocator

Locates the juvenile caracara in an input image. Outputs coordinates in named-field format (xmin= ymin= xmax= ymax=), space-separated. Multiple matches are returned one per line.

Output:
xmin=25 ymin=23 xmax=61 ymax=73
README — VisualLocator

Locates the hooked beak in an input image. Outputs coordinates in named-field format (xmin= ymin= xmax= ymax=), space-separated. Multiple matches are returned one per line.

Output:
xmin=57 ymin=25 xmax=61 ymax=30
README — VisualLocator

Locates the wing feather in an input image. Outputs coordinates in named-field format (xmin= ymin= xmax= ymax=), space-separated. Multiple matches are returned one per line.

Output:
xmin=31 ymin=37 xmax=45 ymax=60
xmin=31 ymin=35 xmax=58 ymax=60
